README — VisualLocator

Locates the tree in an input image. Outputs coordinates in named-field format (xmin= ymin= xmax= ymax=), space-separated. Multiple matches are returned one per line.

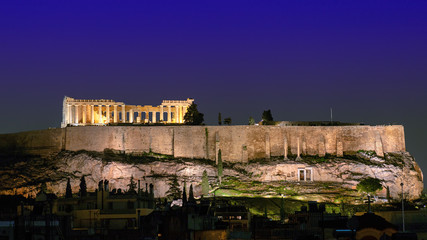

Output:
xmin=184 ymin=103 xmax=204 ymax=125
xmin=262 ymin=110 xmax=273 ymax=122
xmin=66 ymin=178 xmax=72 ymax=198
xmin=202 ymin=170 xmax=209 ymax=196
xmin=166 ymin=176 xmax=182 ymax=200
xmin=79 ymin=176 xmax=87 ymax=197
xmin=224 ymin=117 xmax=232 ymax=125
xmin=248 ymin=116 xmax=255 ymax=125
xmin=40 ymin=182 xmax=47 ymax=192
xmin=218 ymin=149 xmax=223 ymax=184
xmin=264 ymin=206 xmax=268 ymax=218
xmin=280 ymin=197 xmax=285 ymax=221
xmin=218 ymin=112 xmax=222 ymax=125
xmin=182 ymin=183 xmax=187 ymax=205
xmin=356 ymin=177 xmax=383 ymax=196
xmin=127 ymin=175 xmax=137 ymax=193
xmin=188 ymin=184 xmax=195 ymax=204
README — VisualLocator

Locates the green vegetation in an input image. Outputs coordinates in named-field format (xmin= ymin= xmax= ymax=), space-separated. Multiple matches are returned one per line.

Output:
xmin=188 ymin=184 xmax=195 ymax=203
xmin=218 ymin=112 xmax=222 ymax=125
xmin=79 ymin=176 xmax=87 ymax=197
xmin=218 ymin=149 xmax=223 ymax=184
xmin=356 ymin=177 xmax=383 ymax=196
xmin=248 ymin=116 xmax=255 ymax=125
xmin=357 ymin=150 xmax=377 ymax=157
xmin=262 ymin=109 xmax=273 ymax=121
xmin=384 ymin=152 xmax=406 ymax=168
xmin=261 ymin=109 xmax=275 ymax=125
xmin=165 ymin=175 xmax=181 ymax=200
xmin=183 ymin=103 xmax=204 ymax=125
xmin=224 ymin=117 xmax=232 ymax=125
xmin=202 ymin=170 xmax=209 ymax=196
xmin=66 ymin=178 xmax=72 ymax=198
xmin=127 ymin=175 xmax=137 ymax=193
xmin=182 ymin=183 xmax=187 ymax=204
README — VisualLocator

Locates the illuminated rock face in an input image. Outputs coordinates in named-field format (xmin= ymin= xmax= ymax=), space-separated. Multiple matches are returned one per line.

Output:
xmin=243 ymin=152 xmax=423 ymax=200
xmin=61 ymin=96 xmax=194 ymax=127
xmin=0 ymin=151 xmax=422 ymax=200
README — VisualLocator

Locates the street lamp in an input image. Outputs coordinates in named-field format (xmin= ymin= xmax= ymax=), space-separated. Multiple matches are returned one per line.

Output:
xmin=401 ymin=182 xmax=405 ymax=232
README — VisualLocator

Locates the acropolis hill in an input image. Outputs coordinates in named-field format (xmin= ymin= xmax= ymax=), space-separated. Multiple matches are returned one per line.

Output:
xmin=0 ymin=96 xmax=423 ymax=201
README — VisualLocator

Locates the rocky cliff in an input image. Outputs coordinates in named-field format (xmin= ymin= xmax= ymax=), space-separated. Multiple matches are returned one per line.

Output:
xmin=0 ymin=150 xmax=423 ymax=201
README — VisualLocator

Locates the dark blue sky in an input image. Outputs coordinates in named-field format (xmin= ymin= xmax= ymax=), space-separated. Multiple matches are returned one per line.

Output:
xmin=1 ymin=1 xmax=426 ymax=188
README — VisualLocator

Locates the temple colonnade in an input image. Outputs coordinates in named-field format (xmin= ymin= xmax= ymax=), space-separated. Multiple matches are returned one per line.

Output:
xmin=61 ymin=97 xmax=194 ymax=127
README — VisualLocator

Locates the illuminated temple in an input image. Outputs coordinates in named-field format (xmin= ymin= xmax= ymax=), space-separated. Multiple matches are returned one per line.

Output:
xmin=61 ymin=96 xmax=194 ymax=127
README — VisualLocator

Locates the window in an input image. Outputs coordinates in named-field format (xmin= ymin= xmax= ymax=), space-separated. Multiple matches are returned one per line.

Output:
xmin=299 ymin=169 xmax=305 ymax=181
xmin=306 ymin=169 xmax=312 ymax=181
xmin=298 ymin=168 xmax=313 ymax=181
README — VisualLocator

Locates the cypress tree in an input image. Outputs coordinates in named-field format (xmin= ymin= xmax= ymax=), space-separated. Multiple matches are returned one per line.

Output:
xmin=218 ymin=112 xmax=222 ymax=125
xmin=264 ymin=206 xmax=268 ymax=218
xmin=165 ymin=176 xmax=181 ymax=200
xmin=182 ymin=183 xmax=187 ymax=205
xmin=79 ymin=176 xmax=87 ymax=197
xmin=218 ymin=149 xmax=223 ymax=184
xmin=202 ymin=170 xmax=209 ymax=196
xmin=188 ymin=184 xmax=195 ymax=204
xmin=127 ymin=175 xmax=137 ymax=193
xmin=183 ymin=103 xmax=204 ymax=125
xmin=262 ymin=109 xmax=273 ymax=122
xmin=280 ymin=197 xmax=285 ymax=221
xmin=66 ymin=178 xmax=72 ymax=198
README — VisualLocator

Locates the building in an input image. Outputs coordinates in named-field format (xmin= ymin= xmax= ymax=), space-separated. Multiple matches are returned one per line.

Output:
xmin=61 ymin=96 xmax=194 ymax=127
xmin=52 ymin=180 xmax=155 ymax=238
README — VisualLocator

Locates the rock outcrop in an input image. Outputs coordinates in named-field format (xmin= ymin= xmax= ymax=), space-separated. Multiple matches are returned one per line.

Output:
xmin=0 ymin=150 xmax=423 ymax=200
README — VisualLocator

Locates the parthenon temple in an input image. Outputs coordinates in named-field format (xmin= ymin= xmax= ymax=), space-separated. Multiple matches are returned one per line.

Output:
xmin=61 ymin=96 xmax=194 ymax=127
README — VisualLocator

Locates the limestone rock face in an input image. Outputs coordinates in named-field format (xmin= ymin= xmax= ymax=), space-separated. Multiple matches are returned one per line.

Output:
xmin=0 ymin=151 xmax=422 ymax=200
xmin=242 ymin=152 xmax=423 ymax=199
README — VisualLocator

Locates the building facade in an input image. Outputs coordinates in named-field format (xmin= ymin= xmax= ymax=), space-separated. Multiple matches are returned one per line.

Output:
xmin=61 ymin=96 xmax=194 ymax=127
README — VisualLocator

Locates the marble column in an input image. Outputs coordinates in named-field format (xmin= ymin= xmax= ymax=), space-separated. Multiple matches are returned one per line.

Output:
xmin=168 ymin=106 xmax=171 ymax=123
xmin=175 ymin=106 xmax=179 ymax=123
xmin=91 ymin=105 xmax=95 ymax=124
xmin=82 ymin=105 xmax=86 ymax=124
xmin=98 ymin=105 xmax=102 ymax=123
xmin=68 ymin=105 xmax=72 ymax=124
xmin=130 ymin=109 xmax=134 ymax=123
xmin=75 ymin=105 xmax=79 ymax=124
xmin=122 ymin=105 xmax=126 ymax=123
xmin=114 ymin=105 xmax=118 ymax=123
xmin=106 ymin=105 xmax=110 ymax=124
xmin=160 ymin=106 xmax=164 ymax=121
xmin=145 ymin=111 xmax=149 ymax=122
xmin=152 ymin=111 xmax=156 ymax=123
xmin=139 ymin=111 xmax=143 ymax=123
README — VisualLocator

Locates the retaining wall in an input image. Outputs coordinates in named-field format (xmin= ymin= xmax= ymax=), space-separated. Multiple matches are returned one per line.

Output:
xmin=0 ymin=125 xmax=406 ymax=162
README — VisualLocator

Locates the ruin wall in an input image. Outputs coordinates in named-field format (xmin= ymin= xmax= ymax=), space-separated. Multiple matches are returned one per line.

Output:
xmin=0 ymin=125 xmax=406 ymax=162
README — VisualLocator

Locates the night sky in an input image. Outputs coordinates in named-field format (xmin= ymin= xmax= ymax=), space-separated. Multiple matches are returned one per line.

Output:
xmin=1 ymin=1 xmax=426 ymax=188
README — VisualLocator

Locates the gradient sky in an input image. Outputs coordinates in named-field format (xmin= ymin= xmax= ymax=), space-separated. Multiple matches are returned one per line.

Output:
xmin=1 ymin=1 xmax=426 ymax=188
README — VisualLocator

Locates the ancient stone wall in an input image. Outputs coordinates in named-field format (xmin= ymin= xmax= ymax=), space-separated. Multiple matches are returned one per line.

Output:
xmin=0 ymin=128 xmax=64 ymax=156
xmin=0 ymin=125 xmax=406 ymax=162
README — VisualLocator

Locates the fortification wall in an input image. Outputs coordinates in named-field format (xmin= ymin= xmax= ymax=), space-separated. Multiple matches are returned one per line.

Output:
xmin=0 ymin=125 xmax=405 ymax=162
xmin=0 ymin=128 xmax=64 ymax=156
